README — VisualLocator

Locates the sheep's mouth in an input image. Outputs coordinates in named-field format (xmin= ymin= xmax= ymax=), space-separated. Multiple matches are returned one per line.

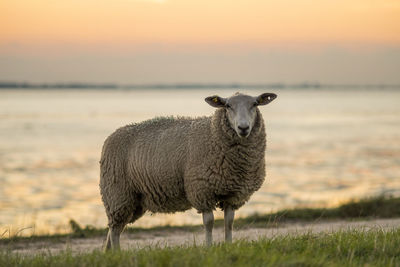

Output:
xmin=237 ymin=130 xmax=250 ymax=138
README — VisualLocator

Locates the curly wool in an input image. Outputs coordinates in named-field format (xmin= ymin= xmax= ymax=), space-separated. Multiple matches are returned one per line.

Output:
xmin=100 ymin=108 xmax=266 ymax=227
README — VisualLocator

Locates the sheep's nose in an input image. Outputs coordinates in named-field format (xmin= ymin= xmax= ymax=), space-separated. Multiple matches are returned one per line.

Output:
xmin=238 ymin=125 xmax=250 ymax=137
xmin=238 ymin=125 xmax=249 ymax=131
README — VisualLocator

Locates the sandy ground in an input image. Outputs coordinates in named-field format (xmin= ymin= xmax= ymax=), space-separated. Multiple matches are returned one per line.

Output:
xmin=2 ymin=218 xmax=400 ymax=255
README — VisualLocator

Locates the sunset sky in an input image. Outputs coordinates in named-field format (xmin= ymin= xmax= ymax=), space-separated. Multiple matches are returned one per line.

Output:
xmin=1 ymin=0 xmax=399 ymax=84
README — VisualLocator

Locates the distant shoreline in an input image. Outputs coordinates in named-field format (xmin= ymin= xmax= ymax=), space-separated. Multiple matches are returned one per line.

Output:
xmin=1 ymin=81 xmax=400 ymax=90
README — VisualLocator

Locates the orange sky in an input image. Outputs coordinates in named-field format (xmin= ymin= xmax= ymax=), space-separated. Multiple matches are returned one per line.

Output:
xmin=1 ymin=0 xmax=400 ymax=45
xmin=1 ymin=0 xmax=400 ymax=84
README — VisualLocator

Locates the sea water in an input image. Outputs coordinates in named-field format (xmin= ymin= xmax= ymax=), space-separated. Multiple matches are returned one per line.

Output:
xmin=1 ymin=88 xmax=399 ymax=236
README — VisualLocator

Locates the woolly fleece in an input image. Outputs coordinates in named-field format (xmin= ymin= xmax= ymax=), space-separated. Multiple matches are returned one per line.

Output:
xmin=100 ymin=108 xmax=266 ymax=228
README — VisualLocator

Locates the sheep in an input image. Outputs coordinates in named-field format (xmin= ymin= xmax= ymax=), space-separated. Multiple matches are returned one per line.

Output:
xmin=100 ymin=92 xmax=277 ymax=250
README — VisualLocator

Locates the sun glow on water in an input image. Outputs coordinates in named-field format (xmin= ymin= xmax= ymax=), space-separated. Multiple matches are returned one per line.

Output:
xmin=1 ymin=88 xmax=400 ymax=236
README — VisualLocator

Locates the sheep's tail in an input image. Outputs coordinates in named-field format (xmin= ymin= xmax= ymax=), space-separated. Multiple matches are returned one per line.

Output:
xmin=99 ymin=132 xmax=129 ymax=184
xmin=100 ymin=156 xmax=126 ymax=184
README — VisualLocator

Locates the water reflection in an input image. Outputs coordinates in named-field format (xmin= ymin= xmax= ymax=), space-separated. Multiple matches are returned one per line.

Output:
xmin=0 ymin=88 xmax=400 ymax=236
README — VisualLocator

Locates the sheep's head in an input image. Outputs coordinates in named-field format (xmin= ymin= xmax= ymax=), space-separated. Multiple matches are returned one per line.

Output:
xmin=205 ymin=92 xmax=277 ymax=138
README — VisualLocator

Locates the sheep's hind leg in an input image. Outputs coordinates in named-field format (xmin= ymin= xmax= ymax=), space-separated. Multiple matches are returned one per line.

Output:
xmin=103 ymin=223 xmax=125 ymax=251
xmin=110 ymin=224 xmax=125 ymax=250
xmin=103 ymin=203 xmax=145 ymax=251
xmin=104 ymin=229 xmax=112 ymax=250
xmin=224 ymin=205 xmax=235 ymax=243
xmin=103 ymin=207 xmax=131 ymax=251
xmin=202 ymin=211 xmax=214 ymax=246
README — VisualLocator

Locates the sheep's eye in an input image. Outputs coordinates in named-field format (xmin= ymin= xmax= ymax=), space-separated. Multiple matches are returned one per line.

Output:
xmin=252 ymin=102 xmax=258 ymax=107
xmin=226 ymin=104 xmax=232 ymax=109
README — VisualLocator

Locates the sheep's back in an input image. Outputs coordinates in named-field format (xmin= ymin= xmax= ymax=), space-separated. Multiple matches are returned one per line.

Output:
xmin=122 ymin=117 xmax=197 ymax=212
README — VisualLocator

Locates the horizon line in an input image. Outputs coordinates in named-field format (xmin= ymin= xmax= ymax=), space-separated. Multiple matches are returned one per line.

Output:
xmin=1 ymin=81 xmax=400 ymax=90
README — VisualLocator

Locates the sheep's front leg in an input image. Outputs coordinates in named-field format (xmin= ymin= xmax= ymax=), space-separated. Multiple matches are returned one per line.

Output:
xmin=224 ymin=205 xmax=235 ymax=243
xmin=202 ymin=211 xmax=214 ymax=246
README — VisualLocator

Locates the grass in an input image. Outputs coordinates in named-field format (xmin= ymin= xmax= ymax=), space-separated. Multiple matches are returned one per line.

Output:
xmin=235 ymin=194 xmax=400 ymax=226
xmin=1 ymin=195 xmax=400 ymax=244
xmin=1 ymin=229 xmax=400 ymax=266
xmin=1 ymin=196 xmax=400 ymax=266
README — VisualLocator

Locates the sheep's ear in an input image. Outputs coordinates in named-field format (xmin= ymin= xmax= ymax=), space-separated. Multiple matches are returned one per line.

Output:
xmin=255 ymin=93 xmax=277 ymax=106
xmin=205 ymin=95 xmax=227 ymax=108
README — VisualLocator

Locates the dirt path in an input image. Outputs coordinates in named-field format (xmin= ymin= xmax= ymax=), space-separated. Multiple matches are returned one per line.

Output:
xmin=2 ymin=218 xmax=400 ymax=255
